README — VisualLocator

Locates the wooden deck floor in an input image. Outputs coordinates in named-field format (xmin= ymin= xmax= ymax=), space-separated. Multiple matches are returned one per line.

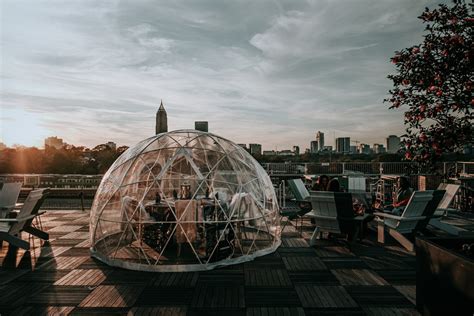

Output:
xmin=2 ymin=210 xmax=470 ymax=315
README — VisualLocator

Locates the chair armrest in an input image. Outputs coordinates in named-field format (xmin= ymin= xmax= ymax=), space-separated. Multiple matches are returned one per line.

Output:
xmin=374 ymin=212 xmax=402 ymax=220
xmin=0 ymin=214 xmax=39 ymax=222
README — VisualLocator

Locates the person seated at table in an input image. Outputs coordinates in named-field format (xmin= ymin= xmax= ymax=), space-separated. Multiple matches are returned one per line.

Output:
xmin=384 ymin=176 xmax=414 ymax=216
xmin=326 ymin=178 xmax=341 ymax=192
xmin=312 ymin=175 xmax=329 ymax=191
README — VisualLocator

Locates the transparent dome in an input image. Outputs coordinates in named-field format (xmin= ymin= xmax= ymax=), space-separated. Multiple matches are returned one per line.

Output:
xmin=90 ymin=130 xmax=280 ymax=271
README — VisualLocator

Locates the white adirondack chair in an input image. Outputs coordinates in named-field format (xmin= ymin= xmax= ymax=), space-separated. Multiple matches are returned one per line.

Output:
xmin=374 ymin=190 xmax=433 ymax=252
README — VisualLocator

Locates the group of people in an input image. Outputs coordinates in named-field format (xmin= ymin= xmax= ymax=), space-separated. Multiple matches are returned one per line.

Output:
xmin=309 ymin=174 xmax=413 ymax=214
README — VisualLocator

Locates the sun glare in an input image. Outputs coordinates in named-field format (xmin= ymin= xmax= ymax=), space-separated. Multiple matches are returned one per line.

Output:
xmin=0 ymin=107 xmax=51 ymax=147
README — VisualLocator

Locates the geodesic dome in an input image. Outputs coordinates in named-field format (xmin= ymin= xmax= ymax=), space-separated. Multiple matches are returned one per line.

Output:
xmin=90 ymin=130 xmax=280 ymax=272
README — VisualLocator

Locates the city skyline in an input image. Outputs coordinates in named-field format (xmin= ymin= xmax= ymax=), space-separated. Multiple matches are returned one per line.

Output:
xmin=1 ymin=0 xmax=449 ymax=150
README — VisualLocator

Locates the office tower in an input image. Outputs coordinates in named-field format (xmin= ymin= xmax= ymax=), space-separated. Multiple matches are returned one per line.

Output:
xmin=105 ymin=142 xmax=117 ymax=151
xmin=336 ymin=137 xmax=350 ymax=154
xmin=373 ymin=143 xmax=386 ymax=154
xmin=358 ymin=143 xmax=371 ymax=154
xmin=194 ymin=121 xmax=209 ymax=132
xmin=249 ymin=143 xmax=262 ymax=156
xmin=310 ymin=141 xmax=318 ymax=154
xmin=293 ymin=146 xmax=300 ymax=155
xmin=316 ymin=131 xmax=325 ymax=151
xmin=44 ymin=136 xmax=64 ymax=149
xmin=386 ymin=135 xmax=401 ymax=154
xmin=156 ymin=100 xmax=168 ymax=134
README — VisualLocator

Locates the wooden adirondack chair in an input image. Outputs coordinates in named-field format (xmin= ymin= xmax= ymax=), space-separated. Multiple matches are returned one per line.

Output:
xmin=0 ymin=188 xmax=49 ymax=250
xmin=374 ymin=190 xmax=433 ymax=252
xmin=307 ymin=191 xmax=362 ymax=246
xmin=281 ymin=179 xmax=312 ymax=232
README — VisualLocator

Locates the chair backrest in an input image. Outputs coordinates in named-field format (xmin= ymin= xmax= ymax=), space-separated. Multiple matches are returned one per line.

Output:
xmin=8 ymin=189 xmax=46 ymax=236
xmin=287 ymin=179 xmax=309 ymax=201
xmin=309 ymin=191 xmax=340 ymax=233
xmin=392 ymin=191 xmax=433 ymax=233
xmin=416 ymin=189 xmax=446 ymax=231
xmin=437 ymin=184 xmax=460 ymax=210
xmin=334 ymin=192 xmax=355 ymax=220
xmin=348 ymin=177 xmax=366 ymax=193
xmin=0 ymin=182 xmax=22 ymax=209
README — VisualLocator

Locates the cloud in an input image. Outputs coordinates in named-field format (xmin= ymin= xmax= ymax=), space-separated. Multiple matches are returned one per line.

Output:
xmin=0 ymin=0 xmax=449 ymax=150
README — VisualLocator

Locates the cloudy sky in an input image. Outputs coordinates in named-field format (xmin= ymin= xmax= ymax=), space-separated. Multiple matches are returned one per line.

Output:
xmin=1 ymin=0 xmax=449 ymax=150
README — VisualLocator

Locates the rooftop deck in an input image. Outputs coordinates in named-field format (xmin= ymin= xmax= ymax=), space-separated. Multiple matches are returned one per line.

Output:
xmin=1 ymin=210 xmax=473 ymax=315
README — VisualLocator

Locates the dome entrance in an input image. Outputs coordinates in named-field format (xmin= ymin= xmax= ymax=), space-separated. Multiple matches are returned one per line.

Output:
xmin=90 ymin=130 xmax=281 ymax=271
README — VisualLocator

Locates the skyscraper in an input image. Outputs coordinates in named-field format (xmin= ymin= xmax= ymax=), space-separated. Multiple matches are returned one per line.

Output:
xmin=44 ymin=136 xmax=64 ymax=149
xmin=310 ymin=141 xmax=318 ymax=153
xmin=316 ymin=131 xmax=324 ymax=151
xmin=293 ymin=146 xmax=300 ymax=155
xmin=156 ymin=100 xmax=168 ymax=134
xmin=249 ymin=144 xmax=262 ymax=156
xmin=336 ymin=137 xmax=350 ymax=154
xmin=386 ymin=135 xmax=401 ymax=154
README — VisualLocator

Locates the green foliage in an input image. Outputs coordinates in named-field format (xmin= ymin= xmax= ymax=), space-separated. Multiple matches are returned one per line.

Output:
xmin=386 ymin=0 xmax=473 ymax=168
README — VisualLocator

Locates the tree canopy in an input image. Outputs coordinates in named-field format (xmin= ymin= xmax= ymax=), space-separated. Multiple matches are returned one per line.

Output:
xmin=386 ymin=0 xmax=473 ymax=167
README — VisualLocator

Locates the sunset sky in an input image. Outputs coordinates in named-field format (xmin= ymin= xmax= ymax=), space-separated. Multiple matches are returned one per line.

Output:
xmin=1 ymin=0 xmax=449 ymax=150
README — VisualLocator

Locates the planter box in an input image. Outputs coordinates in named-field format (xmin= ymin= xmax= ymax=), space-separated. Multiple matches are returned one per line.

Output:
xmin=416 ymin=237 xmax=474 ymax=315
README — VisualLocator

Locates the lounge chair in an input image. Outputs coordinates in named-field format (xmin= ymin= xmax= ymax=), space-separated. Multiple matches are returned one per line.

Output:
xmin=0 ymin=182 xmax=22 ymax=213
xmin=281 ymin=179 xmax=311 ymax=232
xmin=374 ymin=191 xmax=433 ymax=252
xmin=0 ymin=188 xmax=49 ymax=250
xmin=428 ymin=184 xmax=473 ymax=236
xmin=307 ymin=191 xmax=367 ymax=246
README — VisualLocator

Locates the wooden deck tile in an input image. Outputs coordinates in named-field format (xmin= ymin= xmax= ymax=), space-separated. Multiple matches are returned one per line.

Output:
xmin=50 ymin=239 xmax=85 ymax=247
xmin=313 ymin=247 xmax=355 ymax=258
xmin=321 ymin=258 xmax=369 ymax=270
xmin=103 ymin=270 xmax=157 ymax=285
xmin=153 ymin=272 xmax=199 ymax=288
xmin=10 ymin=306 xmax=75 ymax=316
xmin=135 ymin=287 xmax=194 ymax=306
xmin=47 ymin=225 xmax=83 ymax=233
xmin=191 ymin=284 xmax=245 ymax=309
xmin=74 ymin=239 xmax=91 ymax=248
xmin=128 ymin=306 xmax=187 ymax=316
xmin=59 ymin=247 xmax=91 ymax=257
xmin=295 ymin=285 xmax=358 ymax=308
xmin=39 ymin=246 xmax=72 ymax=258
xmin=332 ymin=269 xmax=388 ymax=286
xmin=26 ymin=285 xmax=92 ymax=306
xmin=289 ymin=271 xmax=340 ymax=285
xmin=345 ymin=286 xmax=414 ymax=307
xmin=360 ymin=256 xmax=411 ymax=270
xmin=245 ymin=288 xmax=300 ymax=307
xmin=376 ymin=270 xmax=416 ymax=285
xmin=278 ymin=247 xmax=317 ymax=257
xmin=54 ymin=269 xmax=108 ymax=286
xmin=393 ymin=285 xmax=416 ymax=305
xmin=282 ymin=238 xmax=309 ymax=248
xmin=0 ymin=283 xmax=49 ymax=308
xmin=363 ymin=307 xmax=420 ymax=315
xmin=60 ymin=231 xmax=90 ymax=239
xmin=38 ymin=256 xmax=89 ymax=270
xmin=246 ymin=307 xmax=305 ymax=316
xmin=283 ymin=257 xmax=326 ymax=271
xmin=244 ymin=269 xmax=292 ymax=287
xmin=79 ymin=285 xmax=144 ymax=307
xmin=77 ymin=257 xmax=113 ymax=270
xmin=17 ymin=270 xmax=69 ymax=283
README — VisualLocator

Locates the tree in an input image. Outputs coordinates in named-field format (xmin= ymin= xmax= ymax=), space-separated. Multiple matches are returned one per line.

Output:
xmin=386 ymin=0 xmax=473 ymax=168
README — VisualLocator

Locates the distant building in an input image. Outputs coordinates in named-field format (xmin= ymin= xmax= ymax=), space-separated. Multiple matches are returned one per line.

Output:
xmin=194 ymin=121 xmax=208 ymax=132
xmin=293 ymin=146 xmax=300 ymax=155
xmin=310 ymin=141 xmax=318 ymax=154
xmin=45 ymin=136 xmax=64 ymax=149
xmin=0 ymin=142 xmax=6 ymax=151
xmin=336 ymin=137 xmax=350 ymax=154
xmin=238 ymin=144 xmax=247 ymax=150
xmin=373 ymin=143 xmax=386 ymax=154
xmin=105 ymin=141 xmax=117 ymax=151
xmin=316 ymin=131 xmax=325 ymax=151
xmin=156 ymin=100 xmax=168 ymax=134
xmin=323 ymin=146 xmax=333 ymax=152
xmin=358 ymin=143 xmax=371 ymax=154
xmin=263 ymin=150 xmax=277 ymax=156
xmin=386 ymin=135 xmax=401 ymax=154
xmin=349 ymin=146 xmax=357 ymax=154
xmin=249 ymin=143 xmax=262 ymax=156
xmin=305 ymin=148 xmax=311 ymax=154
xmin=278 ymin=150 xmax=294 ymax=156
